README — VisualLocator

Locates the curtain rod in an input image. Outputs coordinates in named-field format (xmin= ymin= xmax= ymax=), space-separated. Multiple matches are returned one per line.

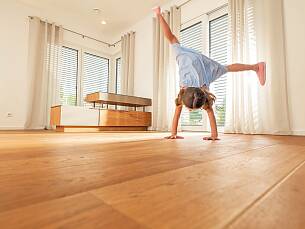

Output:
xmin=28 ymin=16 xmax=121 ymax=47
xmin=180 ymin=3 xmax=228 ymax=26
xmin=177 ymin=0 xmax=192 ymax=9
xmin=112 ymin=31 xmax=136 ymax=46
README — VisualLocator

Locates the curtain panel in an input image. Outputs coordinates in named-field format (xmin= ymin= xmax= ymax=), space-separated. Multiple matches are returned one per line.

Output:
xmin=121 ymin=32 xmax=135 ymax=96
xmin=25 ymin=17 xmax=63 ymax=129
xmin=153 ymin=6 xmax=181 ymax=131
xmin=225 ymin=0 xmax=290 ymax=134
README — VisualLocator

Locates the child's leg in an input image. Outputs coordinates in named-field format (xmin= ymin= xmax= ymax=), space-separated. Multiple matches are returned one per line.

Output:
xmin=227 ymin=63 xmax=258 ymax=72
xmin=227 ymin=62 xmax=266 ymax=86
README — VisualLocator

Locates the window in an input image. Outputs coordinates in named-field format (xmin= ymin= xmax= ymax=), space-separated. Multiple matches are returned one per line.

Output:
xmin=209 ymin=14 xmax=229 ymax=127
xmin=116 ymin=58 xmax=122 ymax=94
xmin=180 ymin=22 xmax=204 ymax=126
xmin=59 ymin=47 xmax=110 ymax=106
xmin=83 ymin=52 xmax=109 ymax=99
xmin=179 ymin=8 xmax=229 ymax=129
xmin=59 ymin=46 xmax=78 ymax=106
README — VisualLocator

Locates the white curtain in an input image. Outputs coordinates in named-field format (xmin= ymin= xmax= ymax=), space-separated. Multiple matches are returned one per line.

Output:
xmin=121 ymin=32 xmax=135 ymax=95
xmin=153 ymin=6 xmax=181 ymax=131
xmin=225 ymin=0 xmax=291 ymax=134
xmin=25 ymin=17 xmax=63 ymax=129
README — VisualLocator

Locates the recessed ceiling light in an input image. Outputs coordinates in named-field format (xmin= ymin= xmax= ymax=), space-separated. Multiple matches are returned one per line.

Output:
xmin=93 ymin=8 xmax=101 ymax=14
xmin=101 ymin=20 xmax=107 ymax=25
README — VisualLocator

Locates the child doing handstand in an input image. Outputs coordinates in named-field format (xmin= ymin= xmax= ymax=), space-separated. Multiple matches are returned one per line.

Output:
xmin=153 ymin=7 xmax=266 ymax=141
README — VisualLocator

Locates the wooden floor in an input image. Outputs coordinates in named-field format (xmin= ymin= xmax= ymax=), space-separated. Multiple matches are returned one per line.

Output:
xmin=1 ymin=131 xmax=305 ymax=229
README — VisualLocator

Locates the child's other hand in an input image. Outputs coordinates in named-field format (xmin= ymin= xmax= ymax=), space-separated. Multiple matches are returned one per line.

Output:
xmin=203 ymin=136 xmax=220 ymax=141
xmin=153 ymin=6 xmax=161 ymax=15
xmin=165 ymin=135 xmax=184 ymax=139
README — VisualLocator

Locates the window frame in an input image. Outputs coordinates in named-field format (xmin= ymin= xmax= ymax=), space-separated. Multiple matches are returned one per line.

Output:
xmin=179 ymin=6 xmax=228 ymax=132
xmin=59 ymin=44 xmax=81 ymax=106
xmin=208 ymin=13 xmax=229 ymax=129
xmin=82 ymin=51 xmax=110 ymax=105
xmin=115 ymin=57 xmax=122 ymax=94
xmin=180 ymin=21 xmax=206 ymax=129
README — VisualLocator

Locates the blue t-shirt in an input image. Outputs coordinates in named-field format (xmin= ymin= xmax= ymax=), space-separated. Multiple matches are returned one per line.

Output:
xmin=172 ymin=43 xmax=227 ymax=88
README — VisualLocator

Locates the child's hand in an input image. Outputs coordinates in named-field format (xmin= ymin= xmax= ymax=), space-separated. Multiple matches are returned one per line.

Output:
xmin=165 ymin=135 xmax=184 ymax=139
xmin=203 ymin=136 xmax=220 ymax=141
xmin=153 ymin=6 xmax=161 ymax=15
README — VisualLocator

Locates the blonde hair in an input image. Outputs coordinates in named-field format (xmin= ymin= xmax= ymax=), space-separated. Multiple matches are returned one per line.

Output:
xmin=175 ymin=86 xmax=216 ymax=110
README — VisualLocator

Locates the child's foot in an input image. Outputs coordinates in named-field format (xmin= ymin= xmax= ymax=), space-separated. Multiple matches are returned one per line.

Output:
xmin=152 ymin=6 xmax=161 ymax=15
xmin=255 ymin=62 xmax=266 ymax=86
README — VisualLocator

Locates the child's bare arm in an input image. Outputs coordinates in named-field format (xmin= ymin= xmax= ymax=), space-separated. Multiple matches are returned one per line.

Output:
xmin=153 ymin=7 xmax=179 ymax=44
xmin=204 ymin=108 xmax=219 ymax=141
xmin=165 ymin=105 xmax=184 ymax=139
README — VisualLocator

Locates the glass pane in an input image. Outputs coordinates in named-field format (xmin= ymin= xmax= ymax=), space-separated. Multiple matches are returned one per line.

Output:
xmin=60 ymin=46 xmax=78 ymax=106
xmin=209 ymin=14 xmax=229 ymax=127
xmin=83 ymin=52 xmax=109 ymax=101
xmin=180 ymin=22 xmax=203 ymax=126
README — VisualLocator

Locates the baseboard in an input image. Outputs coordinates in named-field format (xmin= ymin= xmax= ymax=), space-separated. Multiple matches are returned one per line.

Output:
xmin=291 ymin=130 xmax=305 ymax=136
xmin=0 ymin=126 xmax=25 ymax=130
xmin=55 ymin=126 xmax=148 ymax=133
xmin=1 ymin=126 xmax=304 ymax=136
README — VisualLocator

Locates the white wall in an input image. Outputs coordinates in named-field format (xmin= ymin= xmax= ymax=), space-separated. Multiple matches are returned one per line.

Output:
xmin=0 ymin=0 xmax=115 ymax=129
xmin=122 ymin=16 xmax=154 ymax=99
xmin=0 ymin=1 xmax=32 ymax=129
xmin=283 ymin=0 xmax=305 ymax=135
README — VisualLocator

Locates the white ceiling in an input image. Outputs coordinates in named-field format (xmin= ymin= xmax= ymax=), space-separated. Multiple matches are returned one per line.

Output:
xmin=18 ymin=0 xmax=173 ymax=39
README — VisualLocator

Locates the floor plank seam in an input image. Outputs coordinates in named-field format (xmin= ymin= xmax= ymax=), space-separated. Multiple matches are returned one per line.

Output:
xmin=90 ymin=193 xmax=151 ymax=229
xmin=82 ymin=144 xmax=279 ymax=194
xmin=162 ymin=143 xmax=278 ymax=166
xmin=0 ymin=162 xmax=202 ymax=214
xmin=89 ymin=160 xmax=202 ymax=190
xmin=87 ymin=192 xmax=150 ymax=229
xmin=222 ymin=157 xmax=305 ymax=228
xmin=0 ymin=192 xmax=102 ymax=216
xmin=0 ymin=191 xmax=149 ymax=229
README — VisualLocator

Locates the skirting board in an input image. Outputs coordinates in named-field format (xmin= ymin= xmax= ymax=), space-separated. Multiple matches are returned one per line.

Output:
xmin=55 ymin=126 xmax=148 ymax=133
xmin=0 ymin=126 xmax=25 ymax=130
xmin=291 ymin=131 xmax=305 ymax=136
xmin=1 ymin=126 xmax=304 ymax=136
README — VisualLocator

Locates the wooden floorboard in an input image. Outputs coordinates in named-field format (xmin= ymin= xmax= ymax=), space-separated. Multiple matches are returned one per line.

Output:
xmin=0 ymin=193 xmax=144 ymax=229
xmin=0 ymin=135 xmax=276 ymax=213
xmin=90 ymin=144 xmax=305 ymax=229
xmin=228 ymin=162 xmax=305 ymax=229
xmin=0 ymin=154 xmax=198 ymax=213
xmin=0 ymin=131 xmax=305 ymax=228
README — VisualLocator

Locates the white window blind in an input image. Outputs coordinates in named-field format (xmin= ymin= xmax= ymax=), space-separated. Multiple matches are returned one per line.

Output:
xmin=180 ymin=22 xmax=203 ymax=126
xmin=59 ymin=46 xmax=78 ymax=106
xmin=83 ymin=52 xmax=109 ymax=99
xmin=209 ymin=14 xmax=229 ymax=127
xmin=116 ymin=58 xmax=122 ymax=94
xmin=180 ymin=22 xmax=203 ymax=53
